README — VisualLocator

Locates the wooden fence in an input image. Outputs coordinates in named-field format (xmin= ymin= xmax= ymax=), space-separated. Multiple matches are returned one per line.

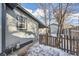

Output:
xmin=39 ymin=35 xmax=79 ymax=56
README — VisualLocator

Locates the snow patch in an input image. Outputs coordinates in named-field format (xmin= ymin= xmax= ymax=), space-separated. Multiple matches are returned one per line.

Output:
xmin=27 ymin=43 xmax=73 ymax=56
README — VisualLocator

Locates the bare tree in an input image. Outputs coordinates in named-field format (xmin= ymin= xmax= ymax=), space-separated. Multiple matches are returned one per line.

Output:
xmin=52 ymin=3 xmax=73 ymax=48
xmin=38 ymin=3 xmax=77 ymax=46
xmin=48 ymin=4 xmax=52 ymax=36
xmin=39 ymin=3 xmax=49 ymax=45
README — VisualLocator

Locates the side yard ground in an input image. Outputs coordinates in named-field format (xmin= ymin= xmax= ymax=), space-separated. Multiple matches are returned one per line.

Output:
xmin=9 ymin=42 xmax=73 ymax=56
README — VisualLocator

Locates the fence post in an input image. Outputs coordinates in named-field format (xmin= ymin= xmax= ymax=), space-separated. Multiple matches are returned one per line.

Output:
xmin=72 ymin=36 xmax=75 ymax=55
xmin=69 ymin=28 xmax=72 ymax=54
xmin=64 ymin=34 xmax=66 ymax=51
xmin=76 ymin=38 xmax=79 ymax=56
xmin=67 ymin=35 xmax=68 ymax=53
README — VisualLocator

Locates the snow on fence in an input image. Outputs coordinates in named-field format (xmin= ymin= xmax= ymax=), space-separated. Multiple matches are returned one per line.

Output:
xmin=39 ymin=35 xmax=79 ymax=56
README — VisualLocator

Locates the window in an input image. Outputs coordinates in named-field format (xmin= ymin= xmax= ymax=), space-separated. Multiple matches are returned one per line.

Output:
xmin=16 ymin=15 xmax=27 ymax=31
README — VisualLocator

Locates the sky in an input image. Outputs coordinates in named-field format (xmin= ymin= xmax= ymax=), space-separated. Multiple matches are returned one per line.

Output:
xmin=21 ymin=3 xmax=45 ymax=24
xmin=21 ymin=3 xmax=79 ymax=26
xmin=21 ymin=3 xmax=38 ymax=12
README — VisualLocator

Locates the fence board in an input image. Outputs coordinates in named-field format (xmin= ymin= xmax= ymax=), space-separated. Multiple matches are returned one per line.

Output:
xmin=64 ymin=35 xmax=66 ymax=51
xmin=72 ymin=37 xmax=75 ymax=55
xmin=67 ymin=36 xmax=68 ymax=53
xmin=76 ymin=40 xmax=78 ymax=55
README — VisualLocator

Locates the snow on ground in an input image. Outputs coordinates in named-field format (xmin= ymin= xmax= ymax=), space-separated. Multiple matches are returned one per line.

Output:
xmin=27 ymin=42 xmax=73 ymax=56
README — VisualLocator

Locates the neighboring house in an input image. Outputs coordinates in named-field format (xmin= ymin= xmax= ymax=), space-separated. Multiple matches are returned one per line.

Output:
xmin=0 ymin=3 xmax=46 ymax=55
xmin=50 ymin=23 xmax=74 ymax=37
xmin=50 ymin=23 xmax=58 ymax=37
xmin=63 ymin=26 xmax=79 ymax=39
xmin=39 ymin=28 xmax=48 ymax=35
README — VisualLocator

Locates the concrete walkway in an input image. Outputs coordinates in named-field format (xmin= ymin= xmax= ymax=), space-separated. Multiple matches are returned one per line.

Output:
xmin=8 ymin=43 xmax=33 ymax=56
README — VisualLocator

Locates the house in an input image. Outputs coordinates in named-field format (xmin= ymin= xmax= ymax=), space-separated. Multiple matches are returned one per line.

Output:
xmin=0 ymin=3 xmax=46 ymax=55
xmin=63 ymin=26 xmax=79 ymax=39
xmin=49 ymin=23 xmax=58 ymax=37
xmin=39 ymin=28 xmax=48 ymax=35
xmin=50 ymin=23 xmax=74 ymax=37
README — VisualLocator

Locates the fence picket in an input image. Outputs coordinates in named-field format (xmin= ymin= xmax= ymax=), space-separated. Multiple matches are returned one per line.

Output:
xmin=76 ymin=39 xmax=78 ymax=55
xmin=63 ymin=34 xmax=65 ymax=51
xmin=67 ymin=35 xmax=68 ymax=53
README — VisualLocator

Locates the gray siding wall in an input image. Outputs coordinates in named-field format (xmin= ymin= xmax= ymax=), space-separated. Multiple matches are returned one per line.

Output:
xmin=14 ymin=8 xmax=39 ymax=41
xmin=5 ymin=6 xmax=39 ymax=49
xmin=0 ymin=3 xmax=2 ymax=53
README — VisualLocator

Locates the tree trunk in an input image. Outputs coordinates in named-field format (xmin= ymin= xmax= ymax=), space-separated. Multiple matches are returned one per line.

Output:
xmin=56 ymin=24 xmax=63 ymax=48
